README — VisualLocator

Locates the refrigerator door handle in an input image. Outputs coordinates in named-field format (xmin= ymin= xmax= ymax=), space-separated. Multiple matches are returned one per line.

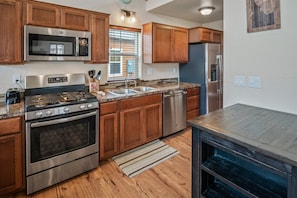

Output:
xmin=216 ymin=55 xmax=223 ymax=94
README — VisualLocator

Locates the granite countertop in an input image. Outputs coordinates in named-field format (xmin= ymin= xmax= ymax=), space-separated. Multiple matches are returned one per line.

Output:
xmin=188 ymin=103 xmax=297 ymax=168
xmin=0 ymin=82 xmax=200 ymax=119
xmin=0 ymin=101 xmax=24 ymax=119
xmin=95 ymin=82 xmax=200 ymax=103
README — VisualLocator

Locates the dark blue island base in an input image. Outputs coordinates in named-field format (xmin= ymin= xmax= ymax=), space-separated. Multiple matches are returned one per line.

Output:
xmin=189 ymin=104 xmax=297 ymax=198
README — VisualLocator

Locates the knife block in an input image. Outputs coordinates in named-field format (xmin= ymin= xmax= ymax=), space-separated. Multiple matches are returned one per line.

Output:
xmin=89 ymin=79 xmax=99 ymax=93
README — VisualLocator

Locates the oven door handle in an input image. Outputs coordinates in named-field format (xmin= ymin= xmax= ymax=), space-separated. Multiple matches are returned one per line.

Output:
xmin=30 ymin=111 xmax=97 ymax=128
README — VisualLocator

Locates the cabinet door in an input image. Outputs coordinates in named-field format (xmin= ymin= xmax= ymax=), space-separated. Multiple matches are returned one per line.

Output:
xmin=89 ymin=12 xmax=109 ymax=63
xmin=120 ymin=107 xmax=143 ymax=152
xmin=199 ymin=28 xmax=212 ymax=42
xmin=143 ymin=103 xmax=162 ymax=142
xmin=173 ymin=28 xmax=188 ymax=62
xmin=100 ymin=113 xmax=118 ymax=160
xmin=0 ymin=133 xmax=23 ymax=195
xmin=0 ymin=0 xmax=22 ymax=64
xmin=61 ymin=7 xmax=89 ymax=31
xmin=212 ymin=30 xmax=222 ymax=43
xmin=25 ymin=1 xmax=60 ymax=27
xmin=153 ymin=24 xmax=172 ymax=62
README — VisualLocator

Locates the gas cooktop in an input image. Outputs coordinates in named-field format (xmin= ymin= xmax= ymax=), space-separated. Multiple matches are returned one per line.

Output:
xmin=25 ymin=91 xmax=97 ymax=111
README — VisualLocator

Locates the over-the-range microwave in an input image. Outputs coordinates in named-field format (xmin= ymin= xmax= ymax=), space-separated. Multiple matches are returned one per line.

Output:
xmin=24 ymin=25 xmax=91 ymax=61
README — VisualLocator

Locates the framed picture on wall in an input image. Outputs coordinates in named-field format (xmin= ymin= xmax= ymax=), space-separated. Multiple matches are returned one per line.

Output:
xmin=246 ymin=0 xmax=281 ymax=33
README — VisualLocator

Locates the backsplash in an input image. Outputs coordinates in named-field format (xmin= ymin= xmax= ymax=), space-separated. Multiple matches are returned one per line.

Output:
xmin=0 ymin=62 xmax=179 ymax=94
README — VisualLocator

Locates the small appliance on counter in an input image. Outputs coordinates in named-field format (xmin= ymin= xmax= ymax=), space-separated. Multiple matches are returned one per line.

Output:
xmin=88 ymin=70 xmax=101 ymax=93
xmin=6 ymin=88 xmax=20 ymax=104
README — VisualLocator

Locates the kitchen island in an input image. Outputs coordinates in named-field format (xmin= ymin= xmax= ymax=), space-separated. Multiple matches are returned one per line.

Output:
xmin=188 ymin=104 xmax=297 ymax=198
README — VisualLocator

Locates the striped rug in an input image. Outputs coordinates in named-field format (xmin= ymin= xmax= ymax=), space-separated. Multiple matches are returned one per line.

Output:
xmin=112 ymin=139 xmax=179 ymax=178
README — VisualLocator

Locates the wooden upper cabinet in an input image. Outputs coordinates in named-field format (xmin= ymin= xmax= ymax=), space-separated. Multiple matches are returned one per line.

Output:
xmin=173 ymin=28 xmax=188 ymax=62
xmin=143 ymin=22 xmax=188 ymax=63
xmin=153 ymin=24 xmax=172 ymax=62
xmin=24 ymin=1 xmax=89 ymax=31
xmin=0 ymin=0 xmax=23 ymax=64
xmin=25 ymin=0 xmax=61 ymax=27
xmin=189 ymin=27 xmax=223 ymax=44
xmin=61 ymin=7 xmax=89 ymax=31
xmin=88 ymin=12 xmax=109 ymax=63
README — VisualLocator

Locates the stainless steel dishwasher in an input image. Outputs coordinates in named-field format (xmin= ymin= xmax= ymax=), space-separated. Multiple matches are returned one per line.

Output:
xmin=163 ymin=89 xmax=187 ymax=137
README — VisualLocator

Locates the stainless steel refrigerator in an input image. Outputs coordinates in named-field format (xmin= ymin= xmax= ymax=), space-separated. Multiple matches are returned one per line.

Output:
xmin=180 ymin=43 xmax=223 ymax=115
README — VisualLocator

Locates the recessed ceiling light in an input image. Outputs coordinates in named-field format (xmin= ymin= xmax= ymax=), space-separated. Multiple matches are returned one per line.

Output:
xmin=198 ymin=7 xmax=215 ymax=15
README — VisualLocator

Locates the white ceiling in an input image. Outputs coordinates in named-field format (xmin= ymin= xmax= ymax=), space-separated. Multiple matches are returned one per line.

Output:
xmin=145 ymin=0 xmax=223 ymax=24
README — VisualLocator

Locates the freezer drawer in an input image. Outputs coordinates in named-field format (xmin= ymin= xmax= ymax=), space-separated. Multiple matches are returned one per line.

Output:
xmin=163 ymin=90 xmax=187 ymax=137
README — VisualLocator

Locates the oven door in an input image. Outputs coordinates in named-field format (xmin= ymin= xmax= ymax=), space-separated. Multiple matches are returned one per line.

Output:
xmin=25 ymin=109 xmax=98 ymax=176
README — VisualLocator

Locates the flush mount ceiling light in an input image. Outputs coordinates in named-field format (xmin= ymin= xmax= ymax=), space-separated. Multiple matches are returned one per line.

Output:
xmin=120 ymin=9 xmax=136 ymax=23
xmin=198 ymin=6 xmax=215 ymax=15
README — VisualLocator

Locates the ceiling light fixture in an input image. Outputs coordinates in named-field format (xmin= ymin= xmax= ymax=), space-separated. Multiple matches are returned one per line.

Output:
xmin=198 ymin=7 xmax=215 ymax=16
xmin=120 ymin=9 xmax=136 ymax=23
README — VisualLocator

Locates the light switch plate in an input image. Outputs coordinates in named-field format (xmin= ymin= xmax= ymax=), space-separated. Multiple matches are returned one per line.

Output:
xmin=234 ymin=75 xmax=246 ymax=87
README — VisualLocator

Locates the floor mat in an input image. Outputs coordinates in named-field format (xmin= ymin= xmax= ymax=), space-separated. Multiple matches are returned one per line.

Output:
xmin=112 ymin=139 xmax=179 ymax=178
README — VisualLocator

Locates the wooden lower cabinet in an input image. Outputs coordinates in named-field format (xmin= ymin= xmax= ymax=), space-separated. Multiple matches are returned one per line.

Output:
xmin=99 ymin=101 xmax=119 ymax=160
xmin=187 ymin=87 xmax=200 ymax=121
xmin=120 ymin=107 xmax=143 ymax=152
xmin=119 ymin=94 xmax=162 ymax=153
xmin=143 ymin=103 xmax=162 ymax=142
xmin=0 ymin=116 xmax=24 ymax=196
xmin=99 ymin=94 xmax=162 ymax=159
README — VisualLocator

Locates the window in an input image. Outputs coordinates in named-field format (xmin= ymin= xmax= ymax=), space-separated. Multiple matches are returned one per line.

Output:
xmin=108 ymin=26 xmax=141 ymax=81
xmin=109 ymin=48 xmax=122 ymax=77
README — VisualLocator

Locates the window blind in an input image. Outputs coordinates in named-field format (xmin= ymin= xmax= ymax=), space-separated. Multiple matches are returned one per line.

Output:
xmin=108 ymin=26 xmax=141 ymax=81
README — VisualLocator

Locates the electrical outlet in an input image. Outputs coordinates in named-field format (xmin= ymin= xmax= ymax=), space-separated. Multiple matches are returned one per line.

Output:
xmin=248 ymin=76 xmax=261 ymax=88
xmin=13 ymin=74 xmax=21 ymax=84
xmin=147 ymin=68 xmax=153 ymax=75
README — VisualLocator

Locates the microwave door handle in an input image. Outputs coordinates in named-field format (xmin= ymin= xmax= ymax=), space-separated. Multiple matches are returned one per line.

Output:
xmin=75 ymin=37 xmax=79 ymax=56
xmin=31 ymin=111 xmax=97 ymax=128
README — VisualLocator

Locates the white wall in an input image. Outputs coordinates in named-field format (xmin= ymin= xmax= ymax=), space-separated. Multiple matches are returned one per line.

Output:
xmin=224 ymin=0 xmax=297 ymax=114
xmin=0 ymin=0 xmax=201 ymax=93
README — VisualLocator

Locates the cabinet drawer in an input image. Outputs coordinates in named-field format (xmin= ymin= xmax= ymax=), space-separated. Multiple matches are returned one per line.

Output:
xmin=120 ymin=94 xmax=162 ymax=110
xmin=187 ymin=95 xmax=199 ymax=111
xmin=187 ymin=109 xmax=199 ymax=120
xmin=100 ymin=101 xmax=118 ymax=115
xmin=187 ymin=87 xmax=199 ymax=97
xmin=0 ymin=117 xmax=22 ymax=136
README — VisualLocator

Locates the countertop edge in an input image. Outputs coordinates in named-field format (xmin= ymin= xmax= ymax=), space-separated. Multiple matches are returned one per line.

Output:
xmin=188 ymin=103 xmax=297 ymax=168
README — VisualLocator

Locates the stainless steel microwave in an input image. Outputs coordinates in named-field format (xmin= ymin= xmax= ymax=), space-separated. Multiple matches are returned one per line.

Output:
xmin=24 ymin=25 xmax=91 ymax=61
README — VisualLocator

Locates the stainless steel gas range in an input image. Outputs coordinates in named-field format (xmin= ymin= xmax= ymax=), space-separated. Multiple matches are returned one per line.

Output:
xmin=24 ymin=73 xmax=99 ymax=194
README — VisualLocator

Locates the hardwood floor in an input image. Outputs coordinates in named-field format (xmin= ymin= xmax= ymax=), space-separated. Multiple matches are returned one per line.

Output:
xmin=10 ymin=128 xmax=192 ymax=198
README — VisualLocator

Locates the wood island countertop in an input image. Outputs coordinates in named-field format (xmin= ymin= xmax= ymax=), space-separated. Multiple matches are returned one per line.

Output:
xmin=188 ymin=103 xmax=297 ymax=168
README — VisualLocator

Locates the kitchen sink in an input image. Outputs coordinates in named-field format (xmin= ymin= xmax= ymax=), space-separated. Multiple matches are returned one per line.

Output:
xmin=107 ymin=86 xmax=156 ymax=96
xmin=133 ymin=86 xmax=156 ymax=92
xmin=107 ymin=88 xmax=138 ymax=96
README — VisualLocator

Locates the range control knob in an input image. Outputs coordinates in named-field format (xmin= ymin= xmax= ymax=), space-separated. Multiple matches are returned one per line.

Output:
xmin=45 ymin=110 xmax=52 ymax=116
xmin=79 ymin=104 xmax=86 ymax=110
xmin=63 ymin=107 xmax=70 ymax=113
xmin=87 ymin=103 xmax=93 ymax=108
xmin=35 ymin=111 xmax=43 ymax=118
